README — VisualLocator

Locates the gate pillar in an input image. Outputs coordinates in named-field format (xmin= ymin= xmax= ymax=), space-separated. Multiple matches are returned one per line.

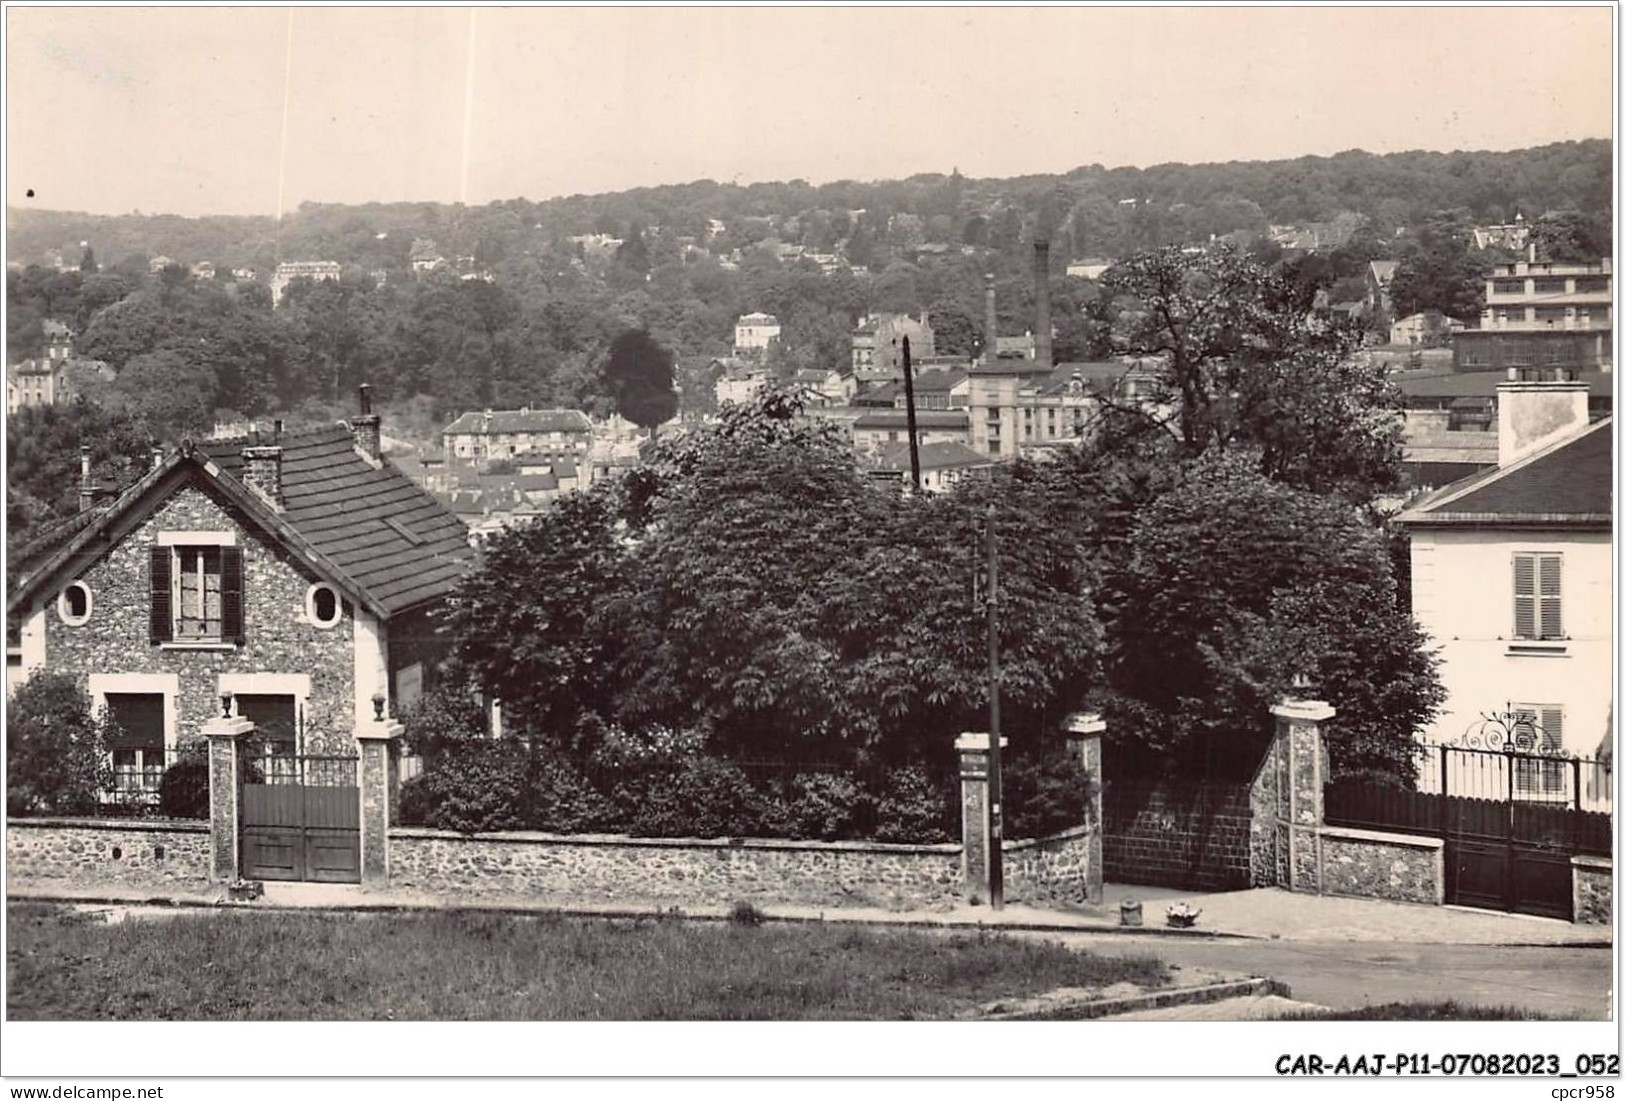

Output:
xmin=202 ymin=713 xmax=257 ymax=883
xmin=956 ymin=731 xmax=1006 ymax=905
xmin=1061 ymin=712 xmax=1106 ymax=904
xmin=356 ymin=716 xmax=405 ymax=888
xmin=1267 ymin=697 xmax=1335 ymax=894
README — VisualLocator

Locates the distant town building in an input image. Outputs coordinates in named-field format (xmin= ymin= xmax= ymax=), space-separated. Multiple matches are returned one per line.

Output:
xmin=270 ymin=261 xmax=341 ymax=306
xmin=1365 ymin=260 xmax=1399 ymax=317
xmin=148 ymin=255 xmax=175 ymax=274
xmin=1472 ymin=213 xmax=1530 ymax=253
xmin=231 ymin=267 xmax=258 ymax=282
xmin=1456 ymin=256 xmax=1612 ymax=374
xmin=866 ymin=441 xmax=996 ymax=494
xmin=410 ymin=238 xmax=446 ymax=275
xmin=1066 ymin=259 xmax=1112 ymax=281
xmin=733 ymin=312 xmax=781 ymax=356
xmin=7 ymin=321 xmax=78 ymax=413
xmin=440 ymin=407 xmax=593 ymax=463
xmin=190 ymin=261 xmax=216 ymax=280
xmin=715 ymin=364 xmax=771 ymax=406
xmin=851 ymin=409 xmax=971 ymax=456
xmin=850 ymin=312 xmax=935 ymax=375
xmin=1390 ymin=310 xmax=1467 ymax=347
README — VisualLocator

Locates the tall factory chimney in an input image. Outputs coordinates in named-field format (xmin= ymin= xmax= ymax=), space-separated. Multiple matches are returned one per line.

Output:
xmin=1032 ymin=238 xmax=1053 ymax=372
xmin=983 ymin=274 xmax=998 ymax=367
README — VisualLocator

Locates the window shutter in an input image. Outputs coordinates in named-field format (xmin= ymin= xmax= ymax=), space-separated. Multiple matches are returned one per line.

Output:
xmin=148 ymin=547 xmax=172 ymax=644
xmin=1537 ymin=554 xmax=1563 ymax=640
xmin=1512 ymin=554 xmax=1537 ymax=639
xmin=221 ymin=546 xmax=245 ymax=645
xmin=1540 ymin=707 xmax=1565 ymax=752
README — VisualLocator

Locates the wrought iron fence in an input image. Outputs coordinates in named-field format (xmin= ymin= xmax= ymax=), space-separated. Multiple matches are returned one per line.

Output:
xmin=100 ymin=745 xmax=209 ymax=818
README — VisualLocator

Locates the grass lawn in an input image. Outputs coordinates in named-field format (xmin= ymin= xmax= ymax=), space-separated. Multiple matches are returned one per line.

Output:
xmin=6 ymin=903 xmax=1167 ymax=1020
xmin=1281 ymin=1001 xmax=1574 ymax=1021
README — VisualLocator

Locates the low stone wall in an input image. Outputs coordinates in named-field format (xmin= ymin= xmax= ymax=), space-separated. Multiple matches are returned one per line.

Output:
xmin=1103 ymin=780 xmax=1254 ymax=891
xmin=389 ymin=825 xmax=1098 ymax=911
xmin=1317 ymin=825 xmax=1444 ymax=906
xmin=1573 ymin=855 xmax=1612 ymax=925
xmin=1005 ymin=826 xmax=1097 ymax=905
xmin=390 ymin=828 xmax=964 ymax=910
xmin=6 ymin=818 xmax=212 ymax=890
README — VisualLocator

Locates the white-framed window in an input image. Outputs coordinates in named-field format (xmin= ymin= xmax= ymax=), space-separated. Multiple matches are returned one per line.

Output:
xmin=306 ymin=583 xmax=342 ymax=629
xmin=1512 ymin=553 xmax=1563 ymax=641
xmin=56 ymin=581 xmax=92 ymax=626
xmin=150 ymin=535 xmax=244 ymax=645
xmin=1510 ymin=704 xmax=1567 ymax=798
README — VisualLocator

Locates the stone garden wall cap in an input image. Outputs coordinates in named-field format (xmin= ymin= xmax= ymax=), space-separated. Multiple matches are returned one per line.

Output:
xmin=1063 ymin=711 xmax=1106 ymax=735
xmin=1269 ymin=699 xmax=1337 ymax=722
xmin=355 ymin=718 xmax=407 ymax=740
xmin=955 ymin=732 xmax=1009 ymax=751
xmin=200 ymin=716 xmax=256 ymax=738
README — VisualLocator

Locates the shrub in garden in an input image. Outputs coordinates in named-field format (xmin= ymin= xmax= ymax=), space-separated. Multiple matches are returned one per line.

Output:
xmin=1002 ymin=751 xmax=1092 ymax=839
xmin=530 ymin=757 xmax=616 ymax=834
xmin=157 ymin=748 xmax=211 ymax=819
xmin=870 ymin=766 xmax=953 ymax=843
xmin=615 ymin=756 xmax=767 ymax=838
xmin=6 ymin=672 xmax=112 ymax=816
xmin=775 ymin=772 xmax=873 ymax=840
xmin=397 ymin=740 xmax=531 ymax=833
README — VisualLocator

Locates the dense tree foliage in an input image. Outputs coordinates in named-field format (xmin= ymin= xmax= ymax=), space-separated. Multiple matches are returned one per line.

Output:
xmin=602 ymin=328 xmax=678 ymax=432
xmin=1389 ymin=209 xmax=1490 ymax=320
xmin=6 ymin=672 xmax=114 ymax=816
xmin=1101 ymin=246 xmax=1404 ymax=505
xmin=7 ymin=400 xmax=156 ymax=556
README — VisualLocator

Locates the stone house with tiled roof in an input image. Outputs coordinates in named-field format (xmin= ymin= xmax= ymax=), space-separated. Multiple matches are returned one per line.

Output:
xmin=440 ymin=407 xmax=592 ymax=464
xmin=1398 ymin=372 xmax=1613 ymax=766
xmin=6 ymin=389 xmax=475 ymax=776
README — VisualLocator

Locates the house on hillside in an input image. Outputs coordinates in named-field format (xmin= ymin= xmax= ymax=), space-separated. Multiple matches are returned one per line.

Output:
xmin=733 ymin=312 xmax=781 ymax=357
xmin=5 ymin=390 xmax=475 ymax=808
xmin=1365 ymin=260 xmax=1399 ymax=317
xmin=1398 ymin=371 xmax=1613 ymax=787
xmin=1391 ymin=311 xmax=1467 ymax=347
xmin=440 ymin=408 xmax=593 ymax=464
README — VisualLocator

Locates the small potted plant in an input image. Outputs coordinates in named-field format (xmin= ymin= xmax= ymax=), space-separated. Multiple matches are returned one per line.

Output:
xmin=1165 ymin=901 xmax=1202 ymax=928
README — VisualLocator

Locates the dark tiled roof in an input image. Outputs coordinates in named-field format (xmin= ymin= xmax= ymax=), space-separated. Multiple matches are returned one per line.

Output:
xmin=1400 ymin=421 xmax=1612 ymax=526
xmin=442 ymin=409 xmax=592 ymax=436
xmin=874 ymin=441 xmax=992 ymax=471
xmin=1398 ymin=371 xmax=1613 ymax=400
xmin=203 ymin=426 xmax=474 ymax=615
xmin=853 ymin=410 xmax=969 ymax=430
xmin=911 ymin=369 xmax=968 ymax=392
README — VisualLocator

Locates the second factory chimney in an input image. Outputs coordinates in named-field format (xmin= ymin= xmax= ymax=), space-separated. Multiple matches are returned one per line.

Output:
xmin=1032 ymin=238 xmax=1053 ymax=372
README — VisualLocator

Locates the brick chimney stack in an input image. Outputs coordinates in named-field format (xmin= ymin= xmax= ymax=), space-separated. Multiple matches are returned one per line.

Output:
xmin=352 ymin=383 xmax=382 ymax=461
xmin=241 ymin=421 xmax=285 ymax=509
xmin=1033 ymin=238 xmax=1053 ymax=372
xmin=983 ymin=274 xmax=998 ymax=367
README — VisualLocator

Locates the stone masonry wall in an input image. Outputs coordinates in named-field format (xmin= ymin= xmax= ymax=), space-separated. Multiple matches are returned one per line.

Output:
xmin=1573 ymin=856 xmax=1612 ymax=925
xmin=390 ymin=829 xmax=965 ymax=910
xmin=1248 ymin=735 xmax=1281 ymax=887
xmin=1004 ymin=826 xmax=1095 ymax=905
xmin=7 ymin=819 xmax=212 ymax=889
xmin=1318 ymin=826 xmax=1444 ymax=905
xmin=1102 ymin=781 xmax=1254 ymax=891
xmin=38 ymin=482 xmax=357 ymax=754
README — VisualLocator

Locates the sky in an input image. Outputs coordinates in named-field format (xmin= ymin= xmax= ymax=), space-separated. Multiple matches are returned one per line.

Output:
xmin=5 ymin=6 xmax=1615 ymax=218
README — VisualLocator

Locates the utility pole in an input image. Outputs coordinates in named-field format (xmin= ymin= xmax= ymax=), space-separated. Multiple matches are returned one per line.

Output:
xmin=985 ymin=503 xmax=1004 ymax=909
xmin=901 ymin=335 xmax=922 ymax=492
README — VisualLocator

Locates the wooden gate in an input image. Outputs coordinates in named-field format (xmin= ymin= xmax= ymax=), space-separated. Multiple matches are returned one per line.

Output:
xmin=240 ymin=754 xmax=361 ymax=883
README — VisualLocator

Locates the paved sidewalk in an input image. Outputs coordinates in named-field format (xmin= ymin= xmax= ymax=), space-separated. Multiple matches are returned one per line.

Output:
xmin=7 ymin=878 xmax=1611 ymax=947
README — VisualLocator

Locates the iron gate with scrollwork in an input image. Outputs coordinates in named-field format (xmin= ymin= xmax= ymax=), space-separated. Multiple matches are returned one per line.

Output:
xmin=1325 ymin=723 xmax=1611 ymax=920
